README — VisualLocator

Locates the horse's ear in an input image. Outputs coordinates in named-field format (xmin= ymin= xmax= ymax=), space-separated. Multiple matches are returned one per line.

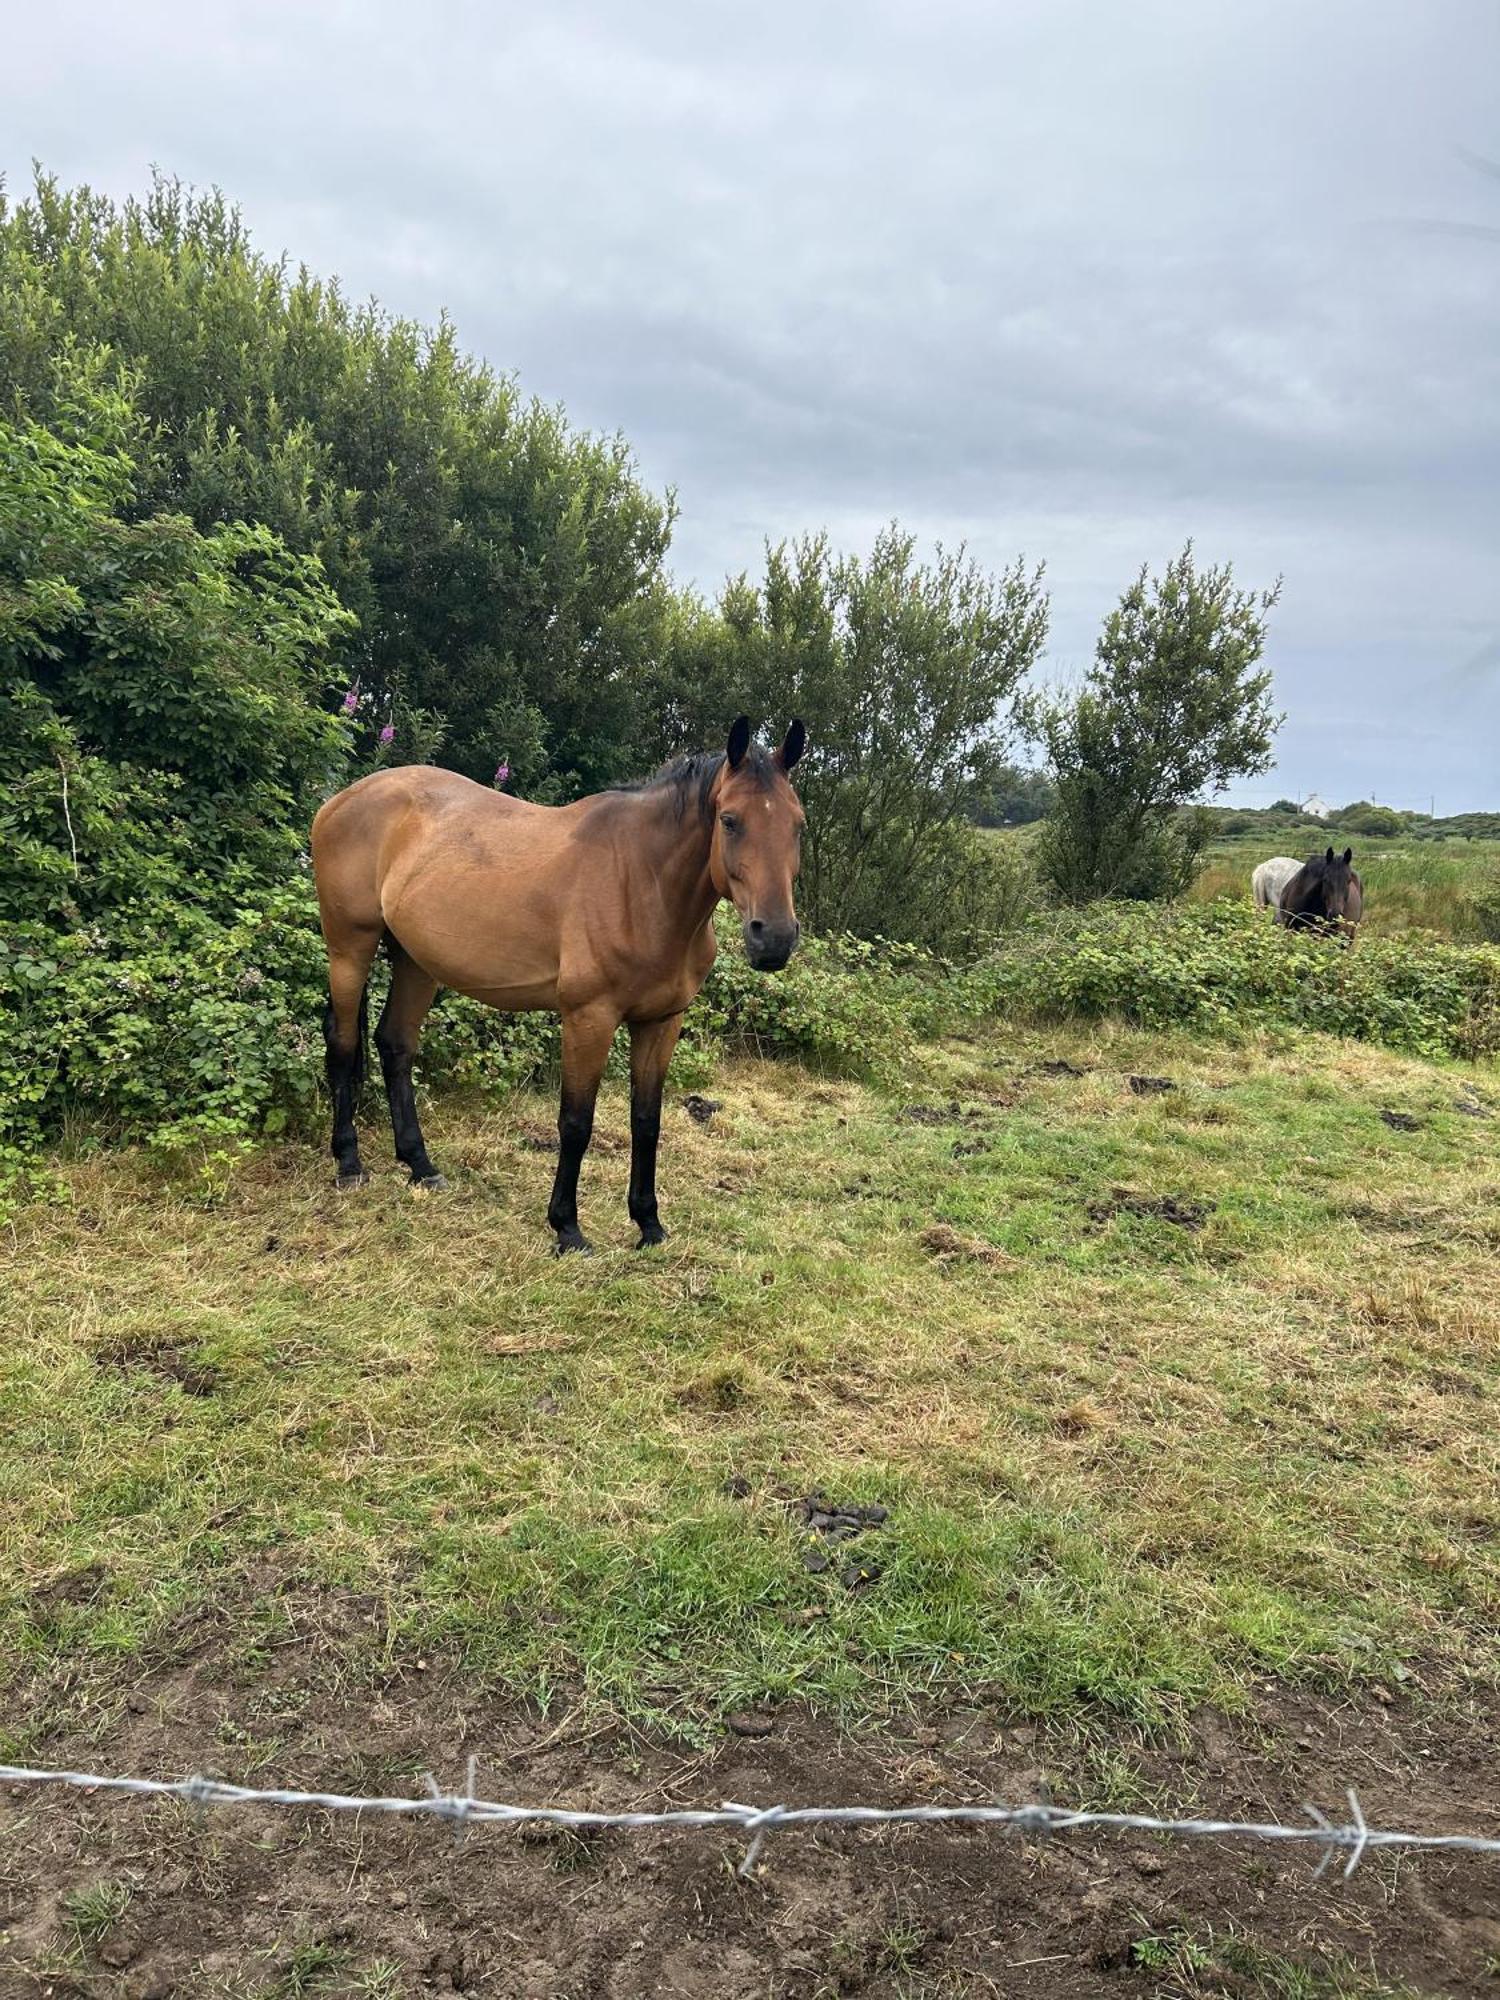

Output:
xmin=726 ymin=716 xmax=751 ymax=770
xmin=1342 ymin=847 xmax=1353 ymax=865
xmin=777 ymin=718 xmax=806 ymax=772
xmin=1325 ymin=846 xmax=1335 ymax=864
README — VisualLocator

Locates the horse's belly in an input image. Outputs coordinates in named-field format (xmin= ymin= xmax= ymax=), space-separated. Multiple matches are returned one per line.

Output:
xmin=380 ymin=874 xmax=563 ymax=1010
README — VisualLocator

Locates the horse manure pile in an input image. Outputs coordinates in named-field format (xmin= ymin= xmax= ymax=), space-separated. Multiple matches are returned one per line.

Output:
xmin=1088 ymin=1189 xmax=1213 ymax=1231
xmin=91 ymin=1334 xmax=222 ymax=1398
xmin=791 ymin=1490 xmax=889 ymax=1589
xmin=1127 ymin=1074 xmax=1176 ymax=1096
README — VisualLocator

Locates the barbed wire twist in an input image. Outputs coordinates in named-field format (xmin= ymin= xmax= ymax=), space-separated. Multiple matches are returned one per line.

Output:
xmin=5 ymin=1761 xmax=1498 ymax=1881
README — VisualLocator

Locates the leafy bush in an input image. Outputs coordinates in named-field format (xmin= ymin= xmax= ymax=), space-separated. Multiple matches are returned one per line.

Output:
xmin=643 ymin=527 xmax=1050 ymax=951
xmin=963 ymin=900 xmax=1500 ymax=1061
xmin=0 ymin=169 xmax=674 ymax=793
xmin=1027 ymin=544 xmax=1281 ymax=903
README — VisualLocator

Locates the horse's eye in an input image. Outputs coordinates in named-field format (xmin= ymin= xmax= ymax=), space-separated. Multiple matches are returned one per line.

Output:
xmin=720 ymin=813 xmax=741 ymax=835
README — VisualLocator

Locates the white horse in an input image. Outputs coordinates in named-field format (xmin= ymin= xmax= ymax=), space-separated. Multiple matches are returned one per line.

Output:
xmin=1252 ymin=856 xmax=1301 ymax=915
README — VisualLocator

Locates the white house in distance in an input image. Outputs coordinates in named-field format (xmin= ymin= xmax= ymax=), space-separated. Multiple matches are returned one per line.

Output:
xmin=1300 ymin=793 xmax=1331 ymax=819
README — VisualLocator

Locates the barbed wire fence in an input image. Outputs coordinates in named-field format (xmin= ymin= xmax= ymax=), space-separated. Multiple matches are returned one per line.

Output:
xmin=6 ymin=1760 xmax=1500 ymax=1882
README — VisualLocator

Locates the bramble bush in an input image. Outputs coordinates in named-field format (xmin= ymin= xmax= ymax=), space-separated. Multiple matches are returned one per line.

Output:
xmin=962 ymin=901 xmax=1500 ymax=1062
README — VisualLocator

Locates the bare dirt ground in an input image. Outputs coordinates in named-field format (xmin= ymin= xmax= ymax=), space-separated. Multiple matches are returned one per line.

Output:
xmin=3 ymin=1598 xmax=1497 ymax=1999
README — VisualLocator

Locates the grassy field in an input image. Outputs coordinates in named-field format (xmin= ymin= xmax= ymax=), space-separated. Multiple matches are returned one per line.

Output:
xmin=6 ymin=1008 xmax=1500 ymax=1994
xmin=8 ymin=1020 xmax=1498 ymax=1740
xmin=1191 ymin=835 xmax=1500 ymax=941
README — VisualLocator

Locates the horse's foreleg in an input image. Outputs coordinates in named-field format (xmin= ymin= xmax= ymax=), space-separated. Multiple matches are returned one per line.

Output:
xmin=627 ymin=1013 xmax=685 ymax=1250
xmin=376 ymin=941 xmax=444 ymax=1187
xmin=547 ymin=1004 xmax=619 ymax=1255
xmin=323 ymin=936 xmax=379 ymax=1187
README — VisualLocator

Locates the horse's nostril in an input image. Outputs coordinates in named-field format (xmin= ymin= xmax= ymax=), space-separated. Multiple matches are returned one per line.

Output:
xmin=748 ymin=919 xmax=764 ymax=936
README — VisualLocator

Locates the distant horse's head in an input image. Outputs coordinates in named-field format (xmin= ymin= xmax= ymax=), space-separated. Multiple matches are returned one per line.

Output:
xmin=710 ymin=716 xmax=807 ymax=971
xmin=1283 ymin=846 xmax=1362 ymax=941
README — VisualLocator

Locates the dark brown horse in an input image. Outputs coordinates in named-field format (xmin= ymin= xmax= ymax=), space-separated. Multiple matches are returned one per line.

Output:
xmin=1276 ymin=846 xmax=1363 ymax=944
xmin=311 ymin=718 xmax=806 ymax=1252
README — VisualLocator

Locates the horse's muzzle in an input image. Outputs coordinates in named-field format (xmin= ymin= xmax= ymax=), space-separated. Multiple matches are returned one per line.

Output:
xmin=744 ymin=919 xmax=800 ymax=972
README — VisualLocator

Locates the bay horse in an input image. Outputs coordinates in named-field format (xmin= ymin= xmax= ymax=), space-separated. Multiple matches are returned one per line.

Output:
xmin=1276 ymin=846 xmax=1363 ymax=944
xmin=310 ymin=717 xmax=806 ymax=1253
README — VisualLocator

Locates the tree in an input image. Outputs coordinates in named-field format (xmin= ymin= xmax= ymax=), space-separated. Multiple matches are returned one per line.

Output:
xmin=971 ymin=763 xmax=1055 ymax=826
xmin=1027 ymin=544 xmax=1282 ymax=902
xmin=644 ymin=527 xmax=1049 ymax=946
xmin=0 ymin=169 xmax=674 ymax=793
xmin=0 ymin=357 xmax=351 ymax=930
xmin=1336 ymin=802 xmax=1403 ymax=837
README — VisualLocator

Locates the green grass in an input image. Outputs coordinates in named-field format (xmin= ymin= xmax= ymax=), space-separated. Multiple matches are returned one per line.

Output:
xmin=6 ymin=1017 xmax=1498 ymax=1743
xmin=1193 ymin=835 xmax=1500 ymax=941
xmin=61 ymin=1877 xmax=133 ymax=1949
xmin=1128 ymin=1925 xmax=1436 ymax=1998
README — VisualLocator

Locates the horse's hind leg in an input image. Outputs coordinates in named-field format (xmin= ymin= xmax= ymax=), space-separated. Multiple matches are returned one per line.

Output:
xmin=376 ymin=940 xmax=444 ymax=1188
xmin=324 ymin=931 xmax=380 ymax=1188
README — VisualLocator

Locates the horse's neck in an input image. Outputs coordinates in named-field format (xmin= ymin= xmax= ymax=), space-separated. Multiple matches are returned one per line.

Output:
xmin=629 ymin=792 xmax=720 ymax=940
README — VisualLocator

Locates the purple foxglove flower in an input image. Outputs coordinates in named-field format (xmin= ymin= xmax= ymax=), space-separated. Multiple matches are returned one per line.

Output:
xmin=379 ymin=723 xmax=395 ymax=746
xmin=341 ymin=686 xmax=359 ymax=715
xmin=494 ymin=761 xmax=510 ymax=787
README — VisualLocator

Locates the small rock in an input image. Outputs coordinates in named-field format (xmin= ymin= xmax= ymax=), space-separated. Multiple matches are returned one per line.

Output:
xmin=726 ymin=1710 xmax=775 ymax=1738
xmin=1372 ymin=1683 xmax=1394 ymax=1706
xmin=101 ymin=1935 xmax=140 ymax=1969
xmin=1132 ymin=1850 xmax=1166 ymax=1877
xmin=390 ymin=1888 xmax=409 ymax=1909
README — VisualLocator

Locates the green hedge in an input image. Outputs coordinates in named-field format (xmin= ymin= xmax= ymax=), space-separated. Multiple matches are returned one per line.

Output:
xmin=8 ymin=896 xmax=1495 ymax=1192
xmin=963 ymin=900 xmax=1500 ymax=1061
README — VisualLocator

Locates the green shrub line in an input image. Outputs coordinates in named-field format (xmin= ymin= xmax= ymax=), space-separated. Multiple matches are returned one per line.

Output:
xmin=6 ymin=898 xmax=1496 ymax=1191
xmin=963 ymin=900 xmax=1500 ymax=1063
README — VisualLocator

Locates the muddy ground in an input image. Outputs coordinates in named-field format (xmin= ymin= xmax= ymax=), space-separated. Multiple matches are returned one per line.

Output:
xmin=3 ymin=1603 xmax=1498 ymax=1998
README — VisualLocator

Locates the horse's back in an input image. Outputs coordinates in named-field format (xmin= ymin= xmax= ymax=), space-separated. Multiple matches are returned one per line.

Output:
xmin=1252 ymin=856 xmax=1300 ymax=911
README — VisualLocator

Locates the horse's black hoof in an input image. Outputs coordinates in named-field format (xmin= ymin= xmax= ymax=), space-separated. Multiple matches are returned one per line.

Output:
xmin=412 ymin=1172 xmax=449 ymax=1192
xmin=554 ymin=1231 xmax=593 ymax=1257
xmin=335 ymin=1170 xmax=370 ymax=1190
xmin=635 ymin=1225 xmax=668 ymax=1251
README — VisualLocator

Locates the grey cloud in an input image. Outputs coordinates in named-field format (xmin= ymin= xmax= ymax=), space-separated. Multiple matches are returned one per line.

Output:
xmin=7 ymin=0 xmax=1499 ymax=806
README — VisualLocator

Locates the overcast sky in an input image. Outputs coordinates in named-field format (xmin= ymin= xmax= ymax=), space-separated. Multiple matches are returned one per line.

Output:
xmin=8 ymin=0 xmax=1499 ymax=809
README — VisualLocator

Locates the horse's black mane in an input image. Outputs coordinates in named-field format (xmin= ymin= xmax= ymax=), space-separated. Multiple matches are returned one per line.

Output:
xmin=612 ymin=746 xmax=776 ymax=822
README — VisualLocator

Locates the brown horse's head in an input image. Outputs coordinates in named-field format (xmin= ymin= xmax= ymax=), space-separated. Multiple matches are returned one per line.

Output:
xmin=1284 ymin=846 xmax=1362 ymax=940
xmin=1322 ymin=846 xmax=1359 ymax=919
xmin=710 ymin=716 xmax=807 ymax=971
